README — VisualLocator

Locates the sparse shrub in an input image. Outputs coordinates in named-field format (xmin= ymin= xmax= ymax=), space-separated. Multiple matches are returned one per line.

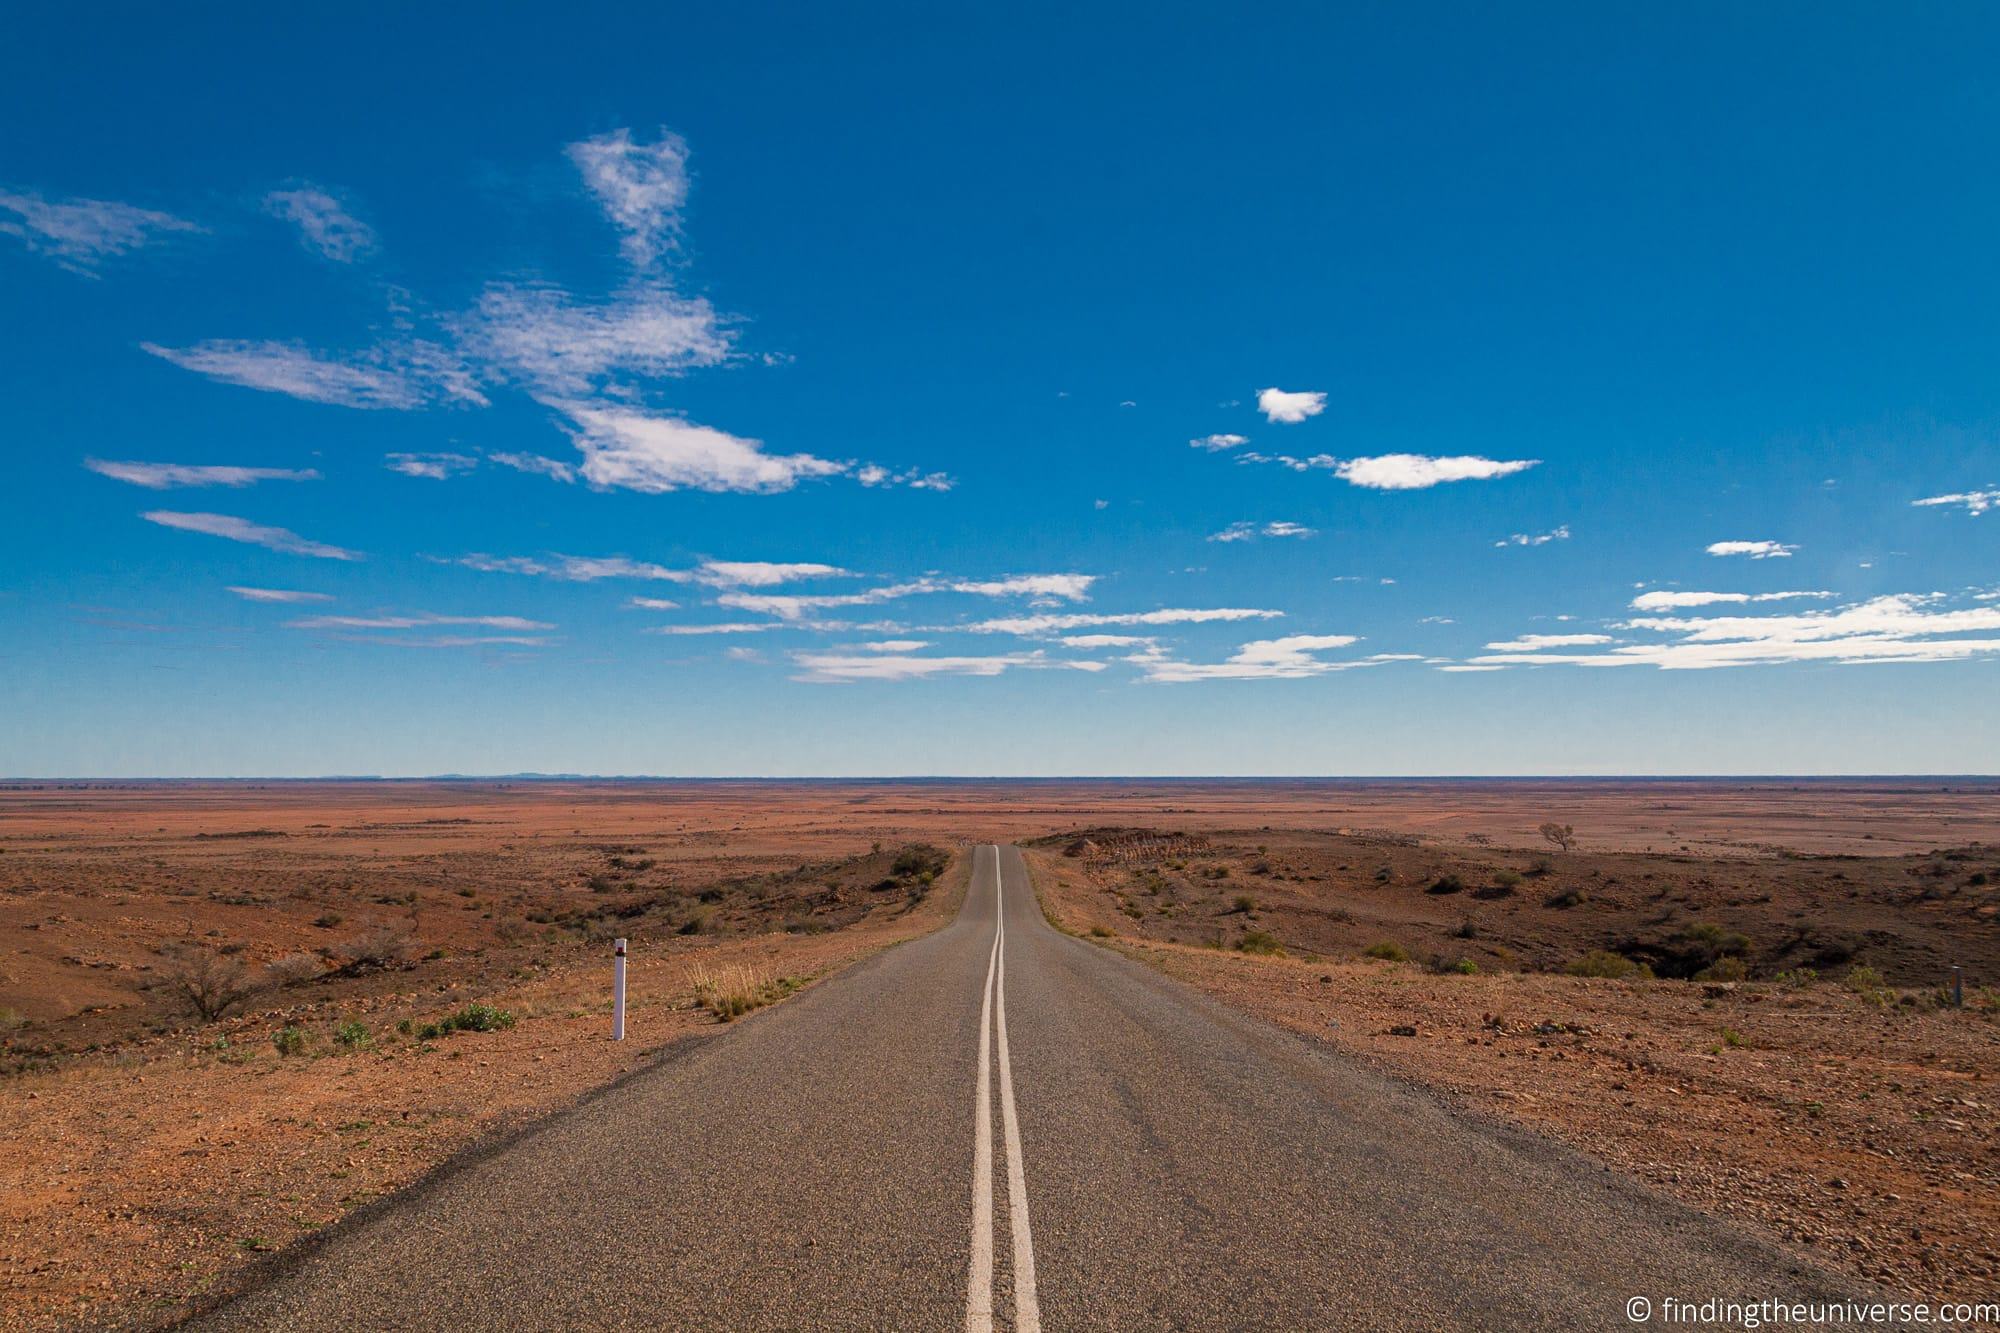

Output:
xmin=1363 ymin=941 xmax=1409 ymax=962
xmin=265 ymin=953 xmax=323 ymax=988
xmin=1088 ymin=924 xmax=1115 ymax=939
xmin=1231 ymin=893 xmax=1257 ymax=914
xmin=1773 ymin=967 xmax=1819 ymax=990
xmin=1238 ymin=930 xmax=1283 ymax=956
xmin=1539 ymin=822 xmax=1577 ymax=852
xmin=1524 ymin=858 xmax=1554 ymax=878
xmin=337 ymin=924 xmax=415 ymax=974
xmin=1494 ymin=869 xmax=1523 ymax=888
xmin=1543 ymin=887 xmax=1587 ymax=909
xmin=272 ymin=1025 xmax=308 ymax=1057
xmin=1845 ymin=964 xmax=1892 ymax=1006
xmin=312 ymin=912 xmax=344 ymax=929
xmin=160 ymin=944 xmax=259 ymax=1022
xmin=334 ymin=1020 xmax=370 ymax=1049
xmin=1451 ymin=919 xmax=1477 ymax=939
xmin=1451 ymin=958 xmax=1479 ymax=975
xmin=1695 ymin=956 xmax=1750 ymax=983
xmin=1426 ymin=874 xmax=1466 ymax=896
xmin=689 ymin=965 xmax=802 ymax=1021
xmin=441 ymin=1003 xmax=515 ymax=1033
xmin=1719 ymin=1026 xmax=1747 ymax=1048
xmin=1565 ymin=950 xmax=1651 ymax=980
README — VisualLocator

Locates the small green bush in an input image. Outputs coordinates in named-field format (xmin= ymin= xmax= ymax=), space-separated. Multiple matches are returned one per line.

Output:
xmin=1238 ymin=930 xmax=1283 ymax=956
xmin=334 ymin=1020 xmax=370 ymax=1049
xmin=1363 ymin=941 xmax=1409 ymax=962
xmin=1088 ymin=924 xmax=1115 ymax=938
xmin=273 ymin=1026 xmax=308 ymax=1057
xmin=1695 ymin=956 xmax=1750 ymax=983
xmin=1231 ymin=893 xmax=1257 ymax=913
xmin=1565 ymin=950 xmax=1651 ymax=980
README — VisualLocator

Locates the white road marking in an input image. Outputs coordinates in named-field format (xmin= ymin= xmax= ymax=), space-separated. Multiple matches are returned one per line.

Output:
xmin=966 ymin=847 xmax=1001 ymax=1332
xmin=994 ymin=851 xmax=1042 ymax=1332
xmin=966 ymin=845 xmax=1041 ymax=1332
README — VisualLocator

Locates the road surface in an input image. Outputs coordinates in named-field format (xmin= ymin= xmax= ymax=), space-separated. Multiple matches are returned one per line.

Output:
xmin=191 ymin=846 xmax=1861 ymax=1330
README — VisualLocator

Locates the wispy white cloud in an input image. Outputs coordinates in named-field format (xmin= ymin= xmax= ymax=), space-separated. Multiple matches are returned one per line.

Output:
xmin=142 ymin=511 xmax=360 ymax=560
xmin=1189 ymin=433 xmax=1250 ymax=452
xmin=290 ymin=612 xmax=552 ymax=631
xmin=385 ymin=452 xmax=478 ymax=480
xmin=1471 ymin=593 xmax=2000 ymax=670
xmin=1060 ymin=634 xmax=1153 ymax=648
xmin=949 ymin=574 xmax=1096 ymax=600
xmin=1495 ymin=524 xmax=1570 ymax=547
xmin=859 ymin=639 xmax=930 ymax=652
xmin=628 ymin=597 xmax=680 ymax=610
xmin=969 ymin=607 xmax=1283 ymax=636
xmin=227 ymin=586 xmax=332 ymax=603
xmin=1138 ymin=633 xmax=1364 ymax=682
xmin=717 ymin=582 xmax=936 ymax=620
xmin=1209 ymin=520 xmax=1315 ymax=543
xmin=1628 ymin=589 xmax=1834 ymax=611
xmin=790 ymin=649 xmax=1048 ymax=682
xmin=1706 ymin=539 xmax=1796 ymax=559
xmin=1912 ymin=488 xmax=1998 ymax=516
xmin=85 ymin=459 xmax=319 ymax=489
xmin=647 ymin=621 xmax=794 ymax=636
xmin=0 ymin=188 xmax=203 ymax=273
xmin=449 ymin=553 xmax=682 ymax=581
xmin=1483 ymin=632 xmax=1613 ymax=651
xmin=558 ymin=402 xmax=846 ymax=495
xmin=141 ymin=339 xmax=485 ymax=410
xmin=488 ymin=452 xmax=577 ymax=483
xmin=566 ymin=127 xmax=690 ymax=267
xmin=262 ymin=186 xmax=377 ymax=262
xmin=697 ymin=561 xmax=851 ymax=587
xmin=1256 ymin=387 xmax=1326 ymax=424
xmin=857 ymin=463 xmax=956 ymax=491
xmin=457 ymin=282 xmax=732 ymax=397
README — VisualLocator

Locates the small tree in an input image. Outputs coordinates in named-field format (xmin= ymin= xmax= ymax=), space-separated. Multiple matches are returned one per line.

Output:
xmin=1538 ymin=821 xmax=1577 ymax=852
xmin=161 ymin=945 xmax=259 ymax=1022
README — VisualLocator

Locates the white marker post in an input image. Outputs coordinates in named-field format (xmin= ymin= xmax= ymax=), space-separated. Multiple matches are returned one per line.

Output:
xmin=612 ymin=937 xmax=628 ymax=1041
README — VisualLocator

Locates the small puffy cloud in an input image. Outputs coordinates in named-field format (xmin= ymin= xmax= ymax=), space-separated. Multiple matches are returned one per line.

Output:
xmin=1139 ymin=634 xmax=1364 ymax=682
xmin=1706 ymin=540 xmax=1796 ymax=559
xmin=85 ymin=459 xmax=319 ymax=489
xmin=487 ymin=452 xmax=577 ymax=483
xmin=1495 ymin=525 xmax=1570 ymax=548
xmin=227 ymin=586 xmax=332 ymax=603
xmin=1209 ymin=520 xmax=1315 ymax=543
xmin=1912 ymin=489 xmax=1998 ymax=516
xmin=859 ymin=640 xmax=930 ymax=652
xmin=262 ymin=186 xmax=377 ymax=262
xmin=385 ymin=452 xmax=478 ymax=480
xmin=1256 ymin=387 xmax=1326 ymax=424
xmin=723 ymin=646 xmax=765 ymax=663
xmin=1190 ymin=433 xmax=1250 ymax=452
xmin=1333 ymin=454 xmax=1538 ymax=490
xmin=1483 ymin=633 xmax=1614 ymax=651
xmin=1628 ymin=590 xmax=1833 ymax=611
xmin=559 ymin=403 xmax=847 ymax=495
xmin=857 ymin=463 xmax=956 ymax=491
xmin=142 ymin=510 xmax=360 ymax=560
xmin=566 ymin=127 xmax=690 ymax=267
xmin=0 ymin=188 xmax=203 ymax=273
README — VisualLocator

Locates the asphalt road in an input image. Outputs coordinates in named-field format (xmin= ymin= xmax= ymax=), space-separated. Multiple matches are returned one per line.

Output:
xmin=191 ymin=846 xmax=1867 ymax=1331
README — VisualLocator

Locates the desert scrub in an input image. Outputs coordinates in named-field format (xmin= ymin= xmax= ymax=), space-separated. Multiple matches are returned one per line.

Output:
xmin=272 ymin=1025 xmax=308 ymax=1057
xmin=1230 ymin=893 xmax=1257 ymax=913
xmin=1238 ymin=930 xmax=1284 ymax=956
xmin=1565 ymin=949 xmax=1652 ymax=980
xmin=414 ymin=1003 xmax=517 ymax=1040
xmin=1844 ymin=964 xmax=1893 ymax=1006
xmin=334 ymin=1020 xmax=371 ymax=1049
xmin=1363 ymin=941 xmax=1409 ymax=962
xmin=1088 ymin=924 xmax=1115 ymax=938
xmin=689 ymin=964 xmax=804 ymax=1021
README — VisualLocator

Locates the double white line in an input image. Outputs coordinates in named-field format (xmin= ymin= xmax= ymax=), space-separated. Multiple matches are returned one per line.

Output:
xmin=967 ymin=846 xmax=1040 ymax=1333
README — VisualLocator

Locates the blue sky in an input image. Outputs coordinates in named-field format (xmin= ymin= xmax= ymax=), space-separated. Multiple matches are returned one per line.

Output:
xmin=4 ymin=3 xmax=1998 ymax=776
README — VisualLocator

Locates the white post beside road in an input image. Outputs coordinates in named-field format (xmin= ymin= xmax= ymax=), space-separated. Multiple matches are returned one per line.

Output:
xmin=612 ymin=937 xmax=628 ymax=1041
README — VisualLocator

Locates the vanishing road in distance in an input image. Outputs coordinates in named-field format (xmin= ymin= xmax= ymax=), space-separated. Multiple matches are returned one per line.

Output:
xmin=191 ymin=847 xmax=1861 ymax=1331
